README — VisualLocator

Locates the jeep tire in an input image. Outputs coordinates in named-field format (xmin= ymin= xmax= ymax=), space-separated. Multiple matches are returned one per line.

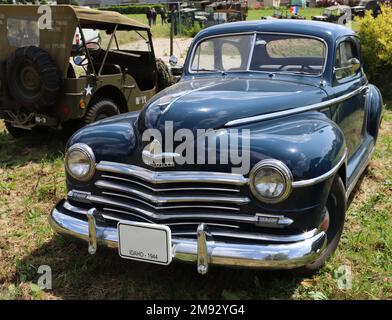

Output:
xmin=156 ymin=59 xmax=174 ymax=92
xmin=84 ymin=98 xmax=120 ymax=125
xmin=294 ymin=175 xmax=346 ymax=275
xmin=6 ymin=46 xmax=61 ymax=111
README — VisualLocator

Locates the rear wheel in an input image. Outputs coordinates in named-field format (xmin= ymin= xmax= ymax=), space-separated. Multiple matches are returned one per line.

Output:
xmin=294 ymin=175 xmax=346 ymax=275
xmin=84 ymin=98 xmax=120 ymax=125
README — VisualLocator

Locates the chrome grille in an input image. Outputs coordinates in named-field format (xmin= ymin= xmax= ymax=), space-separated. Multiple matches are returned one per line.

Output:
xmin=86 ymin=161 xmax=259 ymax=235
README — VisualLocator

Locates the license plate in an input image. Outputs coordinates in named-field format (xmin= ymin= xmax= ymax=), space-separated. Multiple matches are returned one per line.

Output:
xmin=117 ymin=221 xmax=172 ymax=265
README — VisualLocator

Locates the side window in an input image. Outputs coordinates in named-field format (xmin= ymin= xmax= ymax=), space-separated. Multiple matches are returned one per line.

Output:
xmin=335 ymin=40 xmax=359 ymax=81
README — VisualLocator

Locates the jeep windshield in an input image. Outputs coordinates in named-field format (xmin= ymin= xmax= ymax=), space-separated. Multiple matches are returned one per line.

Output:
xmin=190 ymin=33 xmax=327 ymax=76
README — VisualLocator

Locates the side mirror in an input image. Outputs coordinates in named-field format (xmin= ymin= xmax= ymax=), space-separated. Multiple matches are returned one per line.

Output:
xmin=334 ymin=57 xmax=361 ymax=79
xmin=348 ymin=57 xmax=361 ymax=73
xmin=169 ymin=55 xmax=178 ymax=66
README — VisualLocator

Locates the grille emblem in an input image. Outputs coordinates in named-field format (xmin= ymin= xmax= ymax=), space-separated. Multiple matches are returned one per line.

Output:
xmin=142 ymin=139 xmax=180 ymax=168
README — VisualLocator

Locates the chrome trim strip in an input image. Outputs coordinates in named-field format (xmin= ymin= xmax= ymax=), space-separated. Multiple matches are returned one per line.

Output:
xmin=101 ymin=174 xmax=240 ymax=193
xmin=346 ymin=144 xmax=375 ymax=199
xmin=292 ymin=149 xmax=348 ymax=188
xmin=102 ymin=209 xmax=240 ymax=229
xmin=96 ymin=161 xmax=249 ymax=185
xmin=101 ymin=191 xmax=240 ymax=211
xmin=64 ymin=92 xmax=84 ymax=96
xmin=95 ymin=180 xmax=250 ymax=205
xmin=50 ymin=203 xmax=327 ymax=270
xmin=66 ymin=197 xmax=257 ymax=224
xmin=224 ymin=85 xmax=368 ymax=127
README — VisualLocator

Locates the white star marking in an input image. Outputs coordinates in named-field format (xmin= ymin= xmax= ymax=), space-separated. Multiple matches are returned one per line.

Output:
xmin=85 ymin=84 xmax=93 ymax=96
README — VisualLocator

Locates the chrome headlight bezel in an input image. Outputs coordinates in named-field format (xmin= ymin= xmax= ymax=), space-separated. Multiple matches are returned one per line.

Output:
xmin=249 ymin=159 xmax=293 ymax=204
xmin=65 ymin=143 xmax=95 ymax=181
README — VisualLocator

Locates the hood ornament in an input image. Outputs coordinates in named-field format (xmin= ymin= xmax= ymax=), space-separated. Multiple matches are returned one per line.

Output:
xmin=142 ymin=139 xmax=180 ymax=168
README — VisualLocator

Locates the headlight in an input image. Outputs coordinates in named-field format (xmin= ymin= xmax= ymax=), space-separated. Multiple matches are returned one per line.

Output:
xmin=249 ymin=159 xmax=293 ymax=203
xmin=65 ymin=143 xmax=95 ymax=181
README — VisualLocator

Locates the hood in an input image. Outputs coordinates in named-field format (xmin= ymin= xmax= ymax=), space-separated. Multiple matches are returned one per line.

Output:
xmin=137 ymin=76 xmax=328 ymax=134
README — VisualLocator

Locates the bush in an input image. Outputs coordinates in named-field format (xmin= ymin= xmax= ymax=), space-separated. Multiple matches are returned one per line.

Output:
xmin=183 ymin=23 xmax=202 ymax=37
xmin=358 ymin=6 xmax=392 ymax=100
xmin=103 ymin=4 xmax=164 ymax=15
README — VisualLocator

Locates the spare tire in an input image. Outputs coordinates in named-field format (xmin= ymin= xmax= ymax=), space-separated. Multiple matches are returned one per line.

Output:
xmin=156 ymin=58 xmax=174 ymax=92
xmin=6 ymin=46 xmax=61 ymax=111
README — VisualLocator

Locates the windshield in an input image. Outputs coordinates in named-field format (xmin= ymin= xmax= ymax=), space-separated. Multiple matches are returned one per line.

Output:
xmin=190 ymin=33 xmax=327 ymax=75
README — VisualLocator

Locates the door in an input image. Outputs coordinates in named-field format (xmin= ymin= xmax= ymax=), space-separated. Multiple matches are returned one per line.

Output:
xmin=330 ymin=37 xmax=368 ymax=159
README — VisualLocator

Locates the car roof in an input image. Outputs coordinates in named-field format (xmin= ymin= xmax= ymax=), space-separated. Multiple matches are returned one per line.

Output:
xmin=0 ymin=5 xmax=149 ymax=31
xmin=72 ymin=6 xmax=149 ymax=30
xmin=194 ymin=19 xmax=355 ymax=44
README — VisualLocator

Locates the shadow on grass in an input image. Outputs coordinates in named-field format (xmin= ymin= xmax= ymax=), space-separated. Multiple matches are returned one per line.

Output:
xmin=19 ymin=235 xmax=305 ymax=300
xmin=0 ymin=129 xmax=67 ymax=168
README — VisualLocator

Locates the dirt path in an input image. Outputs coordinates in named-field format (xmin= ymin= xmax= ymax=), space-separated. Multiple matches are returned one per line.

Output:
xmin=123 ymin=37 xmax=193 ymax=65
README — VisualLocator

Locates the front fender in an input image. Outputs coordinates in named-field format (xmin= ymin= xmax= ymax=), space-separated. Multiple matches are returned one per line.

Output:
xmin=244 ymin=111 xmax=347 ymax=182
xmin=67 ymin=111 xmax=140 ymax=163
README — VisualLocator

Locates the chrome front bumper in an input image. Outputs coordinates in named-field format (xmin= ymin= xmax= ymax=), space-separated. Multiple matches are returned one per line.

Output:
xmin=49 ymin=200 xmax=327 ymax=274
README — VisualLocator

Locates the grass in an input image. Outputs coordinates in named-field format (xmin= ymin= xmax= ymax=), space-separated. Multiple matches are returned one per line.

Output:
xmin=0 ymin=107 xmax=391 ymax=300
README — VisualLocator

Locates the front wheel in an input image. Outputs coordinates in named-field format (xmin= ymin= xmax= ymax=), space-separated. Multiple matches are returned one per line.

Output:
xmin=295 ymin=175 xmax=346 ymax=275
xmin=84 ymin=98 xmax=120 ymax=125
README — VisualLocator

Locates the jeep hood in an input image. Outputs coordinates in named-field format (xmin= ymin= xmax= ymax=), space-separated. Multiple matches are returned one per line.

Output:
xmin=137 ymin=77 xmax=328 ymax=133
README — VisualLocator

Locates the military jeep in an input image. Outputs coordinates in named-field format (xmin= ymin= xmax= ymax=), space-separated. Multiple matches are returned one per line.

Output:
xmin=0 ymin=5 xmax=174 ymax=137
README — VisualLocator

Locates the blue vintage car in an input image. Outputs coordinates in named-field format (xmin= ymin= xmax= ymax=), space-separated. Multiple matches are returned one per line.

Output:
xmin=50 ymin=20 xmax=383 ymax=274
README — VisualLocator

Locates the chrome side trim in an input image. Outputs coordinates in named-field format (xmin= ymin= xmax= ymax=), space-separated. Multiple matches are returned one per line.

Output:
xmin=224 ymin=85 xmax=368 ymax=127
xmin=292 ymin=149 xmax=348 ymax=188
xmin=96 ymin=161 xmax=249 ymax=185
xmin=50 ymin=203 xmax=328 ymax=270
xmin=101 ymin=174 xmax=240 ymax=193
xmin=95 ymin=180 xmax=250 ymax=205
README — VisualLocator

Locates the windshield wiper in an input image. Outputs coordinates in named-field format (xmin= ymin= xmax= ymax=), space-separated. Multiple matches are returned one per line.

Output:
xmin=292 ymin=71 xmax=316 ymax=75
xmin=192 ymin=68 xmax=226 ymax=74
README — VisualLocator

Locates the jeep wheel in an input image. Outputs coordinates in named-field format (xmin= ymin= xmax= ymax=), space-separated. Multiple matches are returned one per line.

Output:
xmin=4 ymin=121 xmax=30 ymax=138
xmin=6 ymin=46 xmax=61 ymax=111
xmin=294 ymin=175 xmax=346 ymax=276
xmin=84 ymin=98 xmax=120 ymax=125
xmin=156 ymin=58 xmax=174 ymax=92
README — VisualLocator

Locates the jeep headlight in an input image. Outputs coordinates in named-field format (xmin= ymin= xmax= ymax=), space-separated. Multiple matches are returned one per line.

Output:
xmin=250 ymin=159 xmax=292 ymax=203
xmin=65 ymin=143 xmax=95 ymax=181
